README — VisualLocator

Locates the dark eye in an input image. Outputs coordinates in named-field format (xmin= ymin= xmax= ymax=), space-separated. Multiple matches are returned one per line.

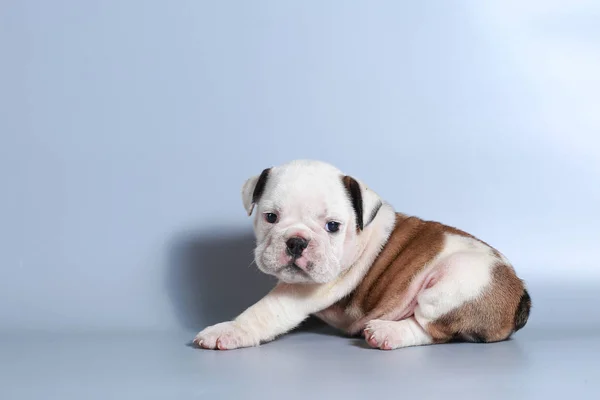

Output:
xmin=326 ymin=221 xmax=341 ymax=233
xmin=264 ymin=213 xmax=278 ymax=223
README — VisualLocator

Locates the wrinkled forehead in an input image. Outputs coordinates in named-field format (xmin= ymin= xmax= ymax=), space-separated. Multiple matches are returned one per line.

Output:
xmin=260 ymin=165 xmax=350 ymax=216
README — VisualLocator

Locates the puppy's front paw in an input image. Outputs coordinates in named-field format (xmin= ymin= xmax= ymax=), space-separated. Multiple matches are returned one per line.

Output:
xmin=193 ymin=321 xmax=258 ymax=350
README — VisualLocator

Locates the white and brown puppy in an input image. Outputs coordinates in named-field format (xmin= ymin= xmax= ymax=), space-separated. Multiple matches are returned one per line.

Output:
xmin=193 ymin=160 xmax=531 ymax=350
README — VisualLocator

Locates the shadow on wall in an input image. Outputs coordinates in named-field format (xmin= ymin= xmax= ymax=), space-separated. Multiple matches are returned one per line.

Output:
xmin=165 ymin=229 xmax=276 ymax=332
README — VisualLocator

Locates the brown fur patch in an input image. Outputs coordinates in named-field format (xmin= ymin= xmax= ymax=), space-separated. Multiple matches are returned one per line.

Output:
xmin=343 ymin=214 xmax=450 ymax=333
xmin=328 ymin=213 xmax=528 ymax=340
xmin=427 ymin=263 xmax=526 ymax=343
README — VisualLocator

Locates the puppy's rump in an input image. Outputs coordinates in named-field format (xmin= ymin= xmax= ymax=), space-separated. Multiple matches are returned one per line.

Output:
xmin=427 ymin=263 xmax=530 ymax=344
xmin=332 ymin=214 xmax=532 ymax=344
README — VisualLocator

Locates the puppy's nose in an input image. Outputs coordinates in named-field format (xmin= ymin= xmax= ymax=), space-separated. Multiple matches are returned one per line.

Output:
xmin=286 ymin=237 xmax=309 ymax=257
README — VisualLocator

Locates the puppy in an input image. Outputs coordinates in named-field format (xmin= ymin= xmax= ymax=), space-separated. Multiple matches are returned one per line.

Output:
xmin=193 ymin=160 xmax=531 ymax=350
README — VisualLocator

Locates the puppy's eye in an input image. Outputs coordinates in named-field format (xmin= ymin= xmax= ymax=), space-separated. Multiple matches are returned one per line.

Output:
xmin=264 ymin=213 xmax=278 ymax=224
xmin=326 ymin=221 xmax=341 ymax=233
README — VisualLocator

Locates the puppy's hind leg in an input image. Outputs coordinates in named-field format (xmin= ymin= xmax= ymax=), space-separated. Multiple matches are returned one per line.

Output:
xmin=364 ymin=317 xmax=433 ymax=350
xmin=363 ymin=250 xmax=501 ymax=350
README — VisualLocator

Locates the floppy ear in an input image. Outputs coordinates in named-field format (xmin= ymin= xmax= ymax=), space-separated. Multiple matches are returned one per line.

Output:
xmin=241 ymin=168 xmax=271 ymax=216
xmin=341 ymin=175 xmax=383 ymax=231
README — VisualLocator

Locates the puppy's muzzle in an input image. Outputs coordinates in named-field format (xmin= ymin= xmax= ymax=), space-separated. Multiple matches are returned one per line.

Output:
xmin=286 ymin=237 xmax=309 ymax=258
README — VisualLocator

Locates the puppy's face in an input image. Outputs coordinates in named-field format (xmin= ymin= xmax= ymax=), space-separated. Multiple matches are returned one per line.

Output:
xmin=242 ymin=160 xmax=382 ymax=284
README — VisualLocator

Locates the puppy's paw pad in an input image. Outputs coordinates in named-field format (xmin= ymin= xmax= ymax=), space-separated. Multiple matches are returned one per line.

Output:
xmin=193 ymin=321 xmax=256 ymax=350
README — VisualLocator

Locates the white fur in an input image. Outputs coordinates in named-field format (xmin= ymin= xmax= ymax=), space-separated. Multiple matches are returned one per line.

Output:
xmin=241 ymin=174 xmax=260 ymax=215
xmin=413 ymin=233 xmax=495 ymax=326
xmin=194 ymin=204 xmax=397 ymax=349
xmin=250 ymin=161 xmax=375 ymax=284
xmin=193 ymin=160 xmax=498 ymax=350
xmin=194 ymin=160 xmax=397 ymax=349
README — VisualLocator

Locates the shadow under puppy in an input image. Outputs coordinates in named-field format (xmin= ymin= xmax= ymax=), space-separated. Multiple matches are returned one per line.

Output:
xmin=194 ymin=160 xmax=531 ymax=350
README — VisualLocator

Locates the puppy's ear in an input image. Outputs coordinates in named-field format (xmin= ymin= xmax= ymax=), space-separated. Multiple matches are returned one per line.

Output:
xmin=241 ymin=168 xmax=271 ymax=216
xmin=341 ymin=175 xmax=383 ymax=231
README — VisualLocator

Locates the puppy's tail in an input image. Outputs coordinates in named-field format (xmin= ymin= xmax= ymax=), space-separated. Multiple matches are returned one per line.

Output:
xmin=513 ymin=288 xmax=531 ymax=332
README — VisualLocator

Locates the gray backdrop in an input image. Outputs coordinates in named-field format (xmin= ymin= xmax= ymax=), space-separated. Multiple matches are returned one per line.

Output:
xmin=3 ymin=2 xmax=600 ymax=398
xmin=2 ymin=0 xmax=599 ymax=335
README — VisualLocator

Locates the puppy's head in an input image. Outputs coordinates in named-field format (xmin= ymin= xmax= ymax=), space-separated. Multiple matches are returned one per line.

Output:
xmin=242 ymin=160 xmax=383 ymax=284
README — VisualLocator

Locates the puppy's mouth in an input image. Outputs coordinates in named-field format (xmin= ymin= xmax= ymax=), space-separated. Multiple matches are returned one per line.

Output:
xmin=280 ymin=259 xmax=313 ymax=276
xmin=283 ymin=262 xmax=303 ymax=273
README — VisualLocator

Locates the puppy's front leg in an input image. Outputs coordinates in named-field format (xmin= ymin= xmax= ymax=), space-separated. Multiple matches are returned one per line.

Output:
xmin=193 ymin=283 xmax=314 ymax=350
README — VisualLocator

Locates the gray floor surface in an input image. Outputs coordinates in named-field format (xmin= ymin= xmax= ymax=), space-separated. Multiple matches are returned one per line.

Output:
xmin=1 ymin=324 xmax=599 ymax=400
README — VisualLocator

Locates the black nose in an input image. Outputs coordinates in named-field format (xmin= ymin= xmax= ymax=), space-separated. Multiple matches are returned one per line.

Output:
xmin=286 ymin=237 xmax=308 ymax=257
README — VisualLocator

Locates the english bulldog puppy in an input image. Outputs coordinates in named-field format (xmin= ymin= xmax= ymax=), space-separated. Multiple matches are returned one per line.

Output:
xmin=193 ymin=160 xmax=531 ymax=350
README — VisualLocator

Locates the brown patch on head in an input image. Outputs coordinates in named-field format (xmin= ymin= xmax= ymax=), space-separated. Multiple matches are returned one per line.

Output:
xmin=341 ymin=176 xmax=364 ymax=231
xmin=427 ymin=263 xmax=528 ymax=344
xmin=252 ymin=168 xmax=271 ymax=205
